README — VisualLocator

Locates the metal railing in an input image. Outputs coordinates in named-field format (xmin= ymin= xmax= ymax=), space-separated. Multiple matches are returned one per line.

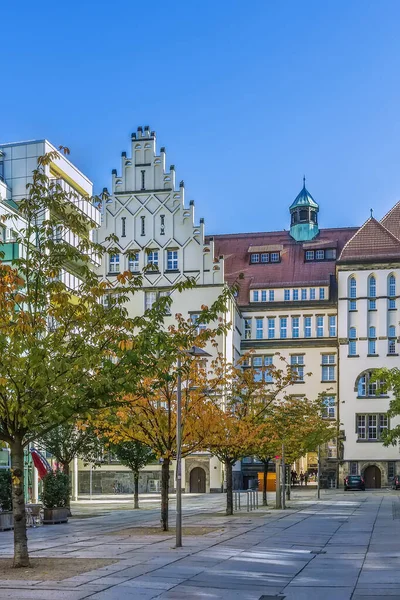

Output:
xmin=233 ymin=490 xmax=259 ymax=512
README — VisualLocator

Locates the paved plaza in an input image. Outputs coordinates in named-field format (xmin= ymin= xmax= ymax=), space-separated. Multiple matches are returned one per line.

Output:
xmin=0 ymin=489 xmax=399 ymax=599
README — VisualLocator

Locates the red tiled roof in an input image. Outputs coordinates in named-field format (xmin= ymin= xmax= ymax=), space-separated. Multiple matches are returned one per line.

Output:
xmin=381 ymin=201 xmax=400 ymax=241
xmin=208 ymin=228 xmax=357 ymax=306
xmin=338 ymin=218 xmax=400 ymax=263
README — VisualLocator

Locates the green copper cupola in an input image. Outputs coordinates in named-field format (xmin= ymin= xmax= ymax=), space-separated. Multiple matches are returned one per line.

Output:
xmin=289 ymin=177 xmax=319 ymax=241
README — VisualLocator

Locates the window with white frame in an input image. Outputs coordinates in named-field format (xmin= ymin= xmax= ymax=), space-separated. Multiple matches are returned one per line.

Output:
xmin=319 ymin=288 xmax=325 ymax=300
xmin=109 ymin=253 xmax=120 ymax=273
xmin=304 ymin=316 xmax=312 ymax=338
xmin=368 ymin=326 xmax=377 ymax=355
xmin=350 ymin=462 xmax=359 ymax=475
xmin=316 ymin=250 xmax=324 ymax=260
xmin=290 ymin=355 xmax=304 ymax=381
xmin=329 ymin=315 xmax=336 ymax=337
xmin=270 ymin=252 xmax=280 ymax=262
xmin=292 ymin=316 xmax=299 ymax=338
xmin=357 ymin=371 xmax=383 ymax=397
xmin=250 ymin=253 xmax=260 ymax=263
xmin=269 ymin=290 xmax=275 ymax=301
xmin=147 ymin=250 xmax=159 ymax=268
xmin=368 ymin=275 xmax=376 ymax=310
xmin=293 ymin=289 xmax=299 ymax=301
xmin=310 ymin=288 xmax=316 ymax=300
xmin=128 ymin=252 xmax=139 ymax=272
xmin=301 ymin=288 xmax=307 ymax=300
xmin=305 ymin=250 xmax=314 ymax=261
xmin=321 ymin=354 xmax=336 ymax=381
xmin=322 ymin=396 xmax=336 ymax=419
xmin=256 ymin=318 xmax=263 ymax=339
xmin=349 ymin=327 xmax=357 ymax=355
xmin=388 ymin=274 xmax=396 ymax=309
xmin=284 ymin=289 xmax=290 ymax=301
xmin=261 ymin=290 xmax=267 ymax=302
xmin=264 ymin=355 xmax=273 ymax=382
xmin=167 ymin=250 xmax=178 ymax=270
xmin=349 ymin=276 xmax=357 ymax=310
xmin=268 ymin=318 xmax=275 ymax=339
xmin=357 ymin=414 xmax=389 ymax=441
xmin=159 ymin=290 xmax=172 ymax=315
xmin=261 ymin=253 xmax=269 ymax=263
xmin=280 ymin=317 xmax=287 ymax=339
xmin=145 ymin=291 xmax=157 ymax=310
xmin=244 ymin=318 xmax=252 ymax=340
xmin=317 ymin=315 xmax=324 ymax=337
xmin=190 ymin=313 xmax=207 ymax=335
xmin=388 ymin=325 xmax=396 ymax=354
xmin=247 ymin=355 xmax=274 ymax=383
xmin=253 ymin=290 xmax=259 ymax=302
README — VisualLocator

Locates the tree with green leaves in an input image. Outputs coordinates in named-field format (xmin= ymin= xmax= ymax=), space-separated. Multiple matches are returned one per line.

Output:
xmin=373 ymin=368 xmax=400 ymax=446
xmin=108 ymin=441 xmax=155 ymax=509
xmin=0 ymin=148 xmax=198 ymax=567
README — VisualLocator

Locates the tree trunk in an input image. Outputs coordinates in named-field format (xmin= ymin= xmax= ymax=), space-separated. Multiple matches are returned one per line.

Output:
xmin=225 ymin=459 xmax=233 ymax=516
xmin=262 ymin=459 xmax=269 ymax=506
xmin=61 ymin=461 xmax=71 ymax=516
xmin=161 ymin=458 xmax=170 ymax=531
xmin=134 ymin=471 xmax=139 ymax=509
xmin=10 ymin=438 xmax=29 ymax=568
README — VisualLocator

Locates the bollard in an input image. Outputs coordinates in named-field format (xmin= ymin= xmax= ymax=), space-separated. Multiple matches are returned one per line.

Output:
xmin=247 ymin=491 xmax=249 ymax=512
xmin=256 ymin=490 xmax=259 ymax=509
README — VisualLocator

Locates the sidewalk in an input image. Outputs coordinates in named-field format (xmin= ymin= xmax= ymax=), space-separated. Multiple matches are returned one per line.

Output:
xmin=0 ymin=489 xmax=397 ymax=599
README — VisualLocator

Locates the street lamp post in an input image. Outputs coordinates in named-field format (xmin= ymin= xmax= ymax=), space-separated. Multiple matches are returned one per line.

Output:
xmin=175 ymin=346 xmax=211 ymax=549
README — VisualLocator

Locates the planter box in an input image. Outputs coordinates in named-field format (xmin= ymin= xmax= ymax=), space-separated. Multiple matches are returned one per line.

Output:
xmin=0 ymin=511 xmax=13 ymax=531
xmin=43 ymin=507 xmax=69 ymax=524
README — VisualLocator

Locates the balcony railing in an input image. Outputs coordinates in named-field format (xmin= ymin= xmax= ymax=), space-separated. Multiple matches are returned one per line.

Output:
xmin=53 ymin=229 xmax=101 ymax=267
xmin=50 ymin=179 xmax=101 ymax=227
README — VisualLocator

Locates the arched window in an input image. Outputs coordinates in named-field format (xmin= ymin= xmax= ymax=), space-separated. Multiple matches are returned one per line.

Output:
xmin=349 ymin=327 xmax=357 ymax=356
xmin=368 ymin=326 xmax=376 ymax=355
xmin=356 ymin=370 xmax=383 ymax=397
xmin=388 ymin=274 xmax=396 ymax=309
xmin=368 ymin=275 xmax=376 ymax=310
xmin=349 ymin=277 xmax=357 ymax=311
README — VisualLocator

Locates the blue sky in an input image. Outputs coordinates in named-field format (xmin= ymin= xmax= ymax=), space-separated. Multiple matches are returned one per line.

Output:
xmin=2 ymin=1 xmax=400 ymax=234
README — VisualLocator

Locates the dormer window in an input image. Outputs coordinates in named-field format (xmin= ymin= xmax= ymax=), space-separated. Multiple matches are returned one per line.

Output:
xmin=305 ymin=248 xmax=336 ymax=261
xmin=250 ymin=253 xmax=260 ymax=263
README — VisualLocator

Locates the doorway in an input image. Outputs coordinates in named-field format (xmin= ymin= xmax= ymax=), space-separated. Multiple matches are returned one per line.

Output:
xmin=190 ymin=467 xmax=206 ymax=493
xmin=363 ymin=465 xmax=381 ymax=488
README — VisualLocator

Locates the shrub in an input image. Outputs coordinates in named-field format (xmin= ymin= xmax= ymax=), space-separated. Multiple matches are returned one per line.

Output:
xmin=0 ymin=470 xmax=12 ymax=512
xmin=42 ymin=470 xmax=69 ymax=509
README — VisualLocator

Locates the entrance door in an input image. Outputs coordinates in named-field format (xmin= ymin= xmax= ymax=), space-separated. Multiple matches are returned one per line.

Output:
xmin=364 ymin=465 xmax=381 ymax=488
xmin=190 ymin=467 xmax=206 ymax=493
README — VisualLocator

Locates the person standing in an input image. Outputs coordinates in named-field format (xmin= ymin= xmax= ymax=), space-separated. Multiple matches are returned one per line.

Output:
xmin=300 ymin=471 xmax=304 ymax=486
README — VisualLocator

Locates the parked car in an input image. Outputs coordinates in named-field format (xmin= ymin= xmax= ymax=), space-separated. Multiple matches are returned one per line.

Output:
xmin=391 ymin=475 xmax=400 ymax=490
xmin=344 ymin=475 xmax=365 ymax=491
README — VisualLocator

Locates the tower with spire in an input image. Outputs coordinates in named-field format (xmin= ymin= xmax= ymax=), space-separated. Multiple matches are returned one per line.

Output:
xmin=289 ymin=177 xmax=319 ymax=241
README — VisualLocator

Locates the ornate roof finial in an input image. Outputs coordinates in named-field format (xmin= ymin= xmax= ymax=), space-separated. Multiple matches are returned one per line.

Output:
xmin=303 ymin=175 xmax=306 ymax=188
xmin=370 ymin=208 xmax=373 ymax=218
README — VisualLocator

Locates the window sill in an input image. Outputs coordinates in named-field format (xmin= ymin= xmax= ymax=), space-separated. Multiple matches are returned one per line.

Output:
xmin=144 ymin=269 xmax=160 ymax=274
xmin=368 ymin=309 xmax=377 ymax=312
xmin=165 ymin=269 xmax=180 ymax=273
xmin=388 ymin=308 xmax=397 ymax=311
xmin=387 ymin=353 xmax=399 ymax=357
xmin=321 ymin=380 xmax=337 ymax=383
xmin=292 ymin=380 xmax=305 ymax=384
xmin=347 ymin=354 xmax=360 ymax=358
xmin=349 ymin=309 xmax=358 ymax=312
xmin=107 ymin=272 xmax=120 ymax=276
xmin=367 ymin=354 xmax=379 ymax=357
xmin=356 ymin=395 xmax=389 ymax=399
xmin=356 ymin=439 xmax=381 ymax=443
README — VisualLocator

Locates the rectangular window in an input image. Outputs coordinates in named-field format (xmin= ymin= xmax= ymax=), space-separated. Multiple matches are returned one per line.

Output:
xmin=368 ymin=415 xmax=377 ymax=440
xmin=369 ymin=299 xmax=376 ymax=310
xmin=304 ymin=316 xmax=312 ymax=338
xmin=319 ymin=288 xmax=325 ymax=300
xmin=292 ymin=317 xmax=299 ymax=338
xmin=389 ymin=298 xmax=396 ymax=309
xmin=349 ymin=300 xmax=357 ymax=311
xmin=261 ymin=290 xmax=267 ymax=302
xmin=109 ymin=253 xmax=120 ymax=273
xmin=268 ymin=318 xmax=275 ymax=339
xmin=310 ymin=288 xmax=316 ymax=300
xmin=316 ymin=250 xmax=325 ymax=260
xmin=350 ymin=462 xmax=359 ymax=475
xmin=159 ymin=290 xmax=172 ymax=315
xmin=128 ymin=252 xmax=139 ymax=272
xmin=253 ymin=356 xmax=263 ymax=382
xmin=322 ymin=354 xmax=335 ymax=364
xmin=270 ymin=252 xmax=280 ymax=262
xmin=322 ymin=365 xmax=335 ymax=381
xmin=244 ymin=318 xmax=252 ymax=340
xmin=368 ymin=339 xmax=376 ymax=355
xmin=261 ymin=253 xmax=269 ymax=263
xmin=380 ymin=414 xmax=388 ymax=438
xmin=147 ymin=250 xmax=159 ymax=268
xmin=250 ymin=253 xmax=259 ymax=263
xmin=256 ymin=318 xmax=263 ymax=339
xmin=301 ymin=288 xmax=307 ymax=300
xmin=264 ymin=355 xmax=273 ymax=382
xmin=357 ymin=415 xmax=366 ymax=440
xmin=145 ymin=291 xmax=157 ymax=311
xmin=349 ymin=341 xmax=357 ymax=355
xmin=293 ymin=289 xmax=299 ymax=301
xmin=167 ymin=250 xmax=178 ymax=270
xmin=322 ymin=396 xmax=336 ymax=419
xmin=388 ymin=462 xmax=396 ymax=480
xmin=280 ymin=317 xmax=287 ymax=339
xmin=253 ymin=291 xmax=259 ymax=302
xmin=190 ymin=313 xmax=207 ymax=334
xmin=317 ymin=316 xmax=324 ymax=337
xmin=388 ymin=338 xmax=396 ymax=354
xmin=269 ymin=290 xmax=275 ymax=302
xmin=305 ymin=250 xmax=314 ymax=261
xmin=325 ymin=248 xmax=337 ymax=259
xmin=329 ymin=315 xmax=336 ymax=337
xmin=284 ymin=289 xmax=290 ymax=301
xmin=290 ymin=355 xmax=304 ymax=381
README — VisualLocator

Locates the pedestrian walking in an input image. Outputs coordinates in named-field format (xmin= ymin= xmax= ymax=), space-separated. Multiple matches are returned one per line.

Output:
xmin=300 ymin=471 xmax=304 ymax=486
xmin=304 ymin=472 xmax=309 ymax=486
